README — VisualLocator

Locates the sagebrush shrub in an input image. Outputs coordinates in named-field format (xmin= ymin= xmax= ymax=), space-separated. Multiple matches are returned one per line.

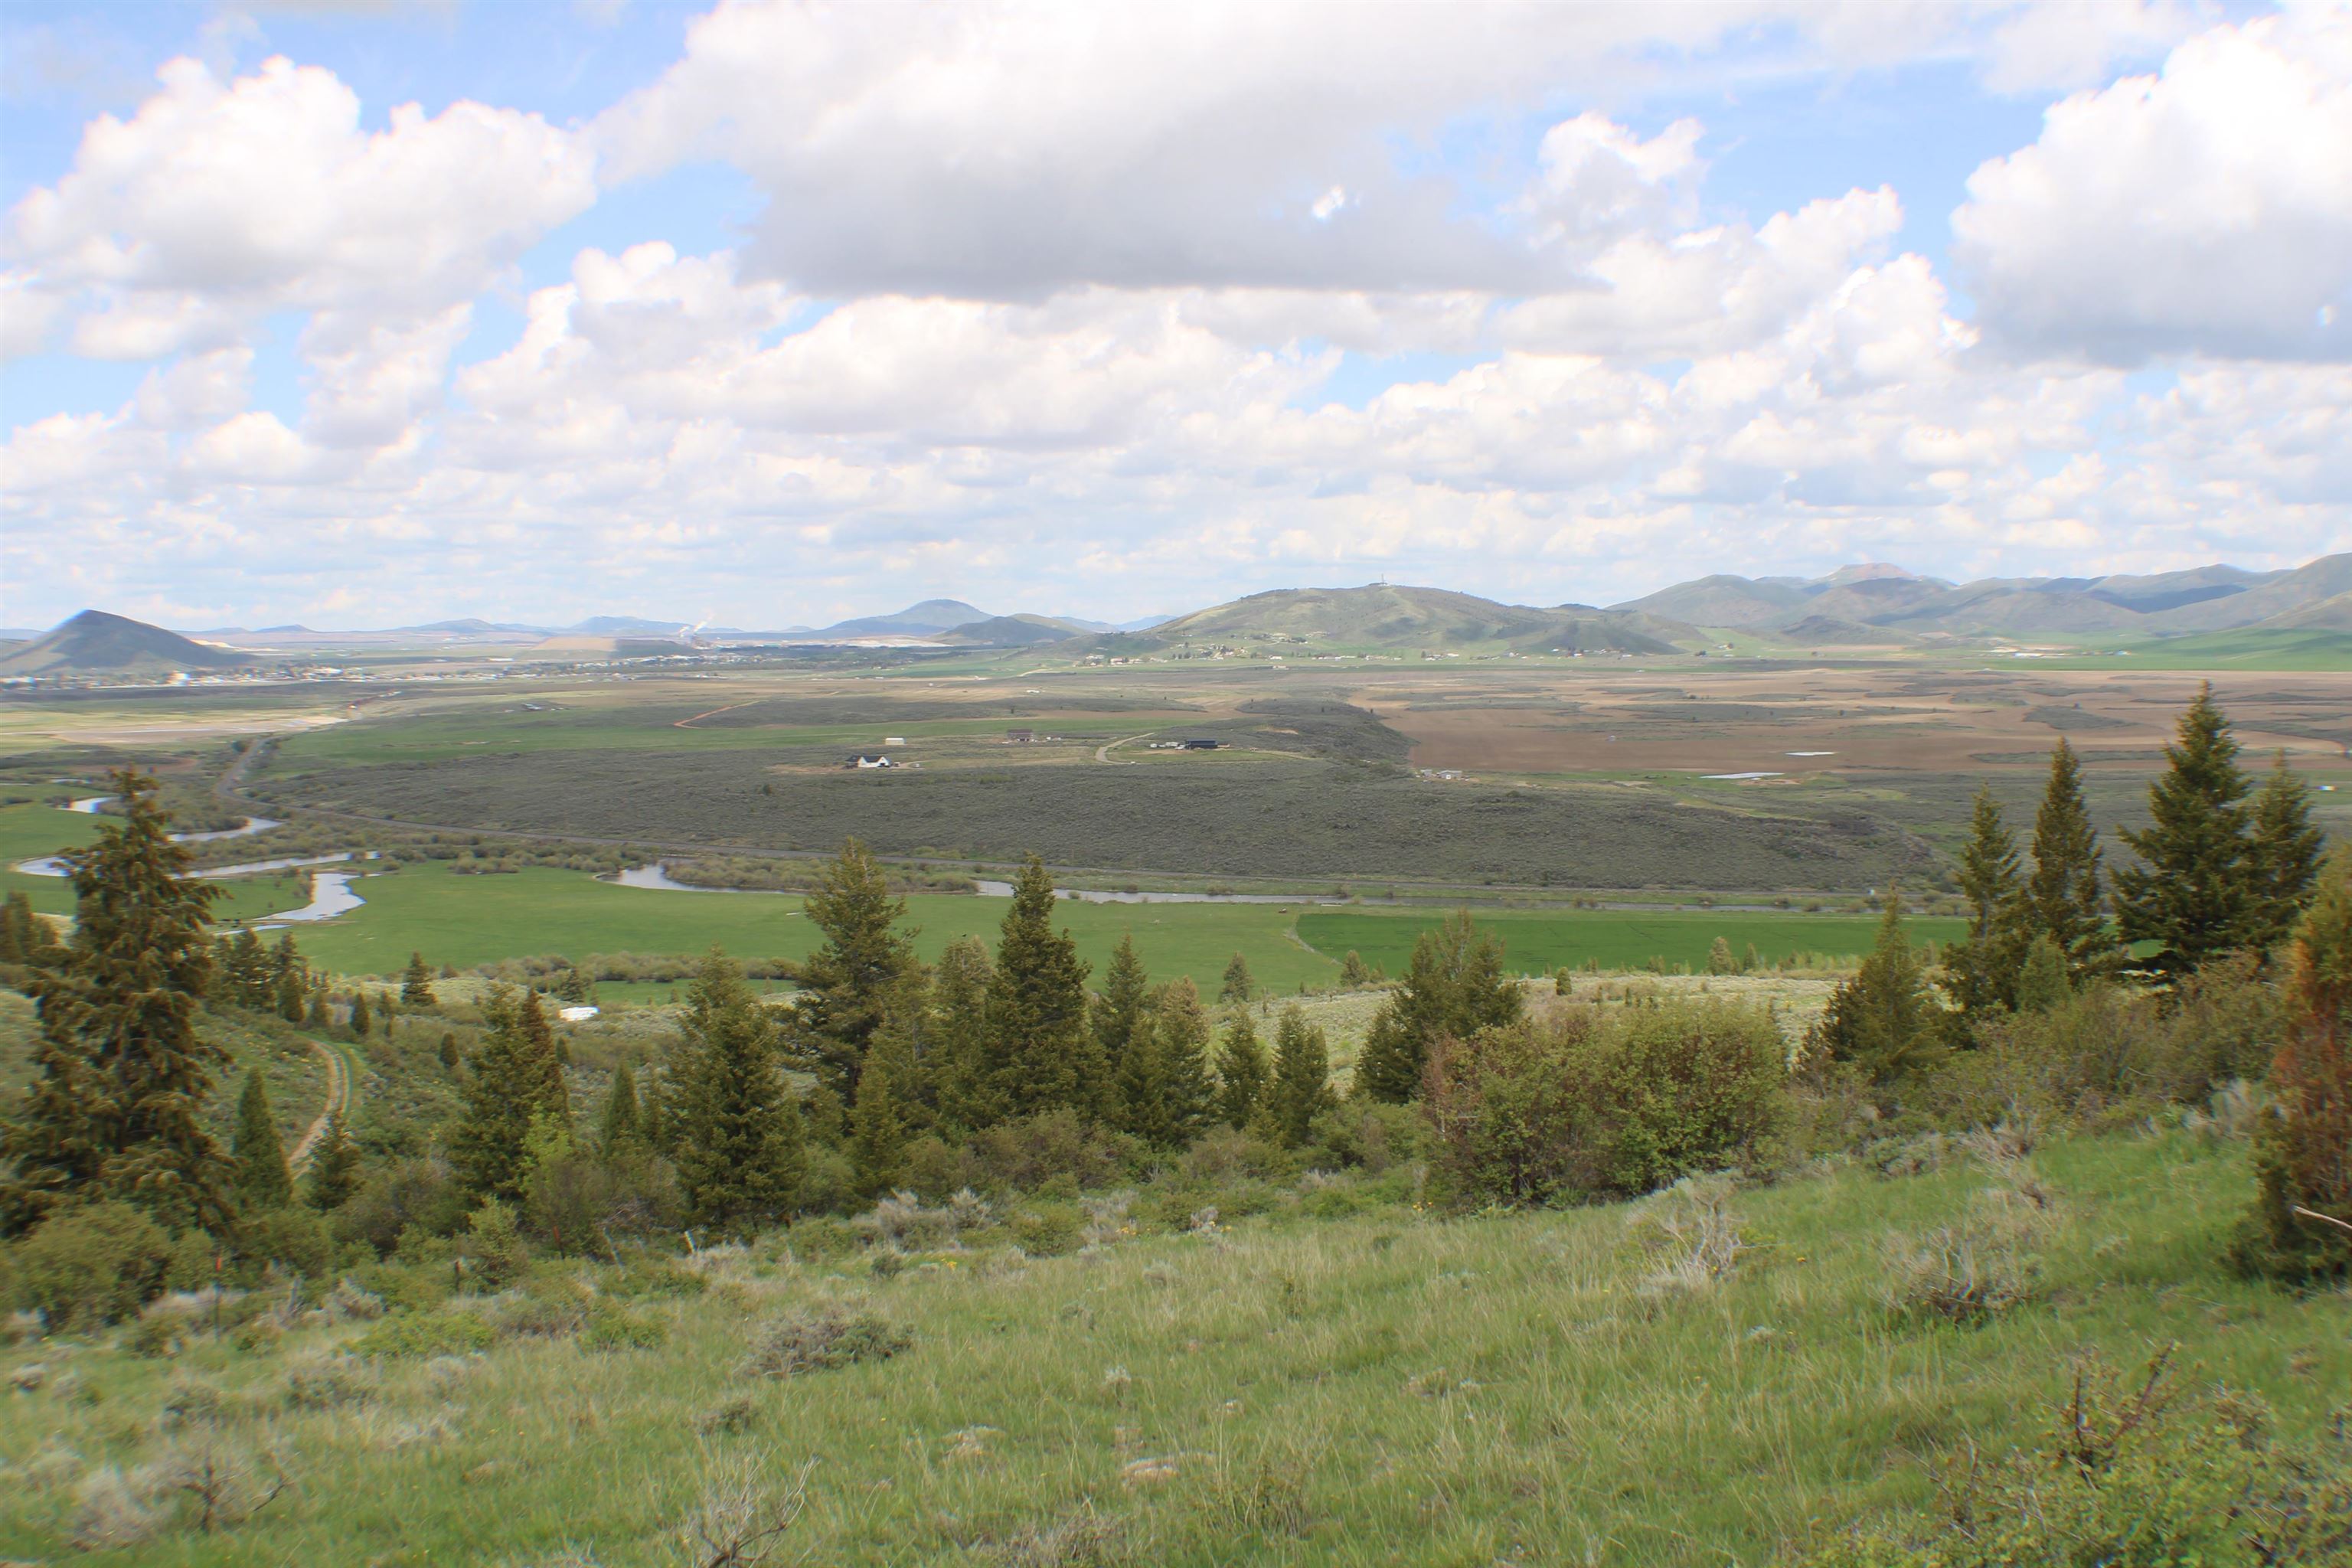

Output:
xmin=739 ymin=1306 xmax=911 ymax=1377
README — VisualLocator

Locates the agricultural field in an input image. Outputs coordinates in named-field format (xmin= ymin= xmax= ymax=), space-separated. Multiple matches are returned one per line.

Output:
xmin=2 ymin=1127 xmax=2342 ymax=1566
xmin=1298 ymin=908 xmax=1967 ymax=977
xmin=208 ymin=657 xmax=2347 ymax=901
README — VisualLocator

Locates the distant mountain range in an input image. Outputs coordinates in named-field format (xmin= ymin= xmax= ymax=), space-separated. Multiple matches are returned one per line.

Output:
xmin=5 ymin=554 xmax=2341 ymax=675
xmin=1609 ymin=554 xmax=2352 ymax=641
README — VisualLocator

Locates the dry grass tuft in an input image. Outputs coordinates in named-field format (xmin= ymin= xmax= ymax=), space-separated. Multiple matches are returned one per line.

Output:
xmin=980 ymin=1504 xmax=1129 ymax=1566
xmin=1626 ymin=1174 xmax=1747 ymax=1301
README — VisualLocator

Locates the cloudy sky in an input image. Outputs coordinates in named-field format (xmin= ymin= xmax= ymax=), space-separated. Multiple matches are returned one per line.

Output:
xmin=3 ymin=1 xmax=2347 ymax=632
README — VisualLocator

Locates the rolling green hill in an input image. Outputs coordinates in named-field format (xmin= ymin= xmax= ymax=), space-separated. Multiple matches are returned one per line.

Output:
xmin=1142 ymin=583 xmax=1693 ymax=653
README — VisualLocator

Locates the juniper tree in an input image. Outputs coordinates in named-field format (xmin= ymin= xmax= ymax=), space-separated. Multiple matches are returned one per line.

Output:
xmin=2027 ymin=741 xmax=2116 ymax=984
xmin=2248 ymin=751 xmax=2326 ymax=952
xmin=303 ymin=1108 xmax=359 ymax=1211
xmin=784 ymin=838 xmax=916 ymax=1102
xmin=1944 ymin=782 xmax=2030 ymax=1021
xmin=230 ymin=1070 xmax=292 ymax=1211
xmin=400 ymin=951 xmax=437 ymax=1007
xmin=1809 ymin=893 xmax=1942 ymax=1086
xmin=2116 ymin=684 xmax=2258 ymax=979
xmin=1219 ymin=952 xmax=1255 ymax=1004
xmin=978 ymin=857 xmax=1099 ymax=1121
xmin=1214 ymin=1009 xmax=1268 ymax=1130
xmin=1357 ymin=910 xmax=1523 ymax=1102
xmin=1264 ymin=1004 xmax=1336 ymax=1148
xmin=1089 ymin=935 xmax=1152 ymax=1125
xmin=669 ymin=950 xmax=805 ymax=1237
xmin=0 ymin=771 xmax=234 ymax=1236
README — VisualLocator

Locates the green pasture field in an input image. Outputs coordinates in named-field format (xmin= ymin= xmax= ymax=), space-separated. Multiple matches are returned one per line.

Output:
xmin=0 ymin=803 xmax=305 ymax=923
xmin=1298 ymin=907 xmax=1968 ymax=975
xmin=268 ymin=697 xmax=1191 ymax=768
xmin=257 ymin=865 xmax=1344 ymax=995
xmin=2007 ymin=629 xmax=2352 ymax=671
xmin=2 ymin=1129 xmax=2341 ymax=1564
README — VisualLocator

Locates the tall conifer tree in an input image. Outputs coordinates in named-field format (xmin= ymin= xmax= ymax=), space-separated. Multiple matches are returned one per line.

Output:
xmin=1126 ymin=979 xmax=1214 ymax=1148
xmin=1 ymin=771 xmax=233 ymax=1235
xmin=450 ymin=987 xmax=570 ymax=1200
xmin=929 ymin=937 xmax=997 ymax=1133
xmin=2248 ymin=751 xmax=2326 ymax=952
xmin=978 ymin=858 xmax=1098 ymax=1120
xmin=401 ymin=951 xmax=438 ymax=1007
xmin=598 ymin=1061 xmax=642 ymax=1153
xmin=1808 ymin=893 xmax=1942 ymax=1086
xmin=2027 ymin=740 xmax=2115 ymax=983
xmin=303 ymin=1109 xmax=359 ymax=1211
xmin=670 ymin=950 xmax=805 ymax=1237
xmin=231 ymin=1070 xmax=292 ymax=1210
xmin=1214 ymin=1009 xmax=1268 ymax=1130
xmin=784 ymin=838 xmax=916 ymax=1102
xmin=1357 ymin=910 xmax=1521 ymax=1102
xmin=2116 ymin=684 xmax=2259 ymax=978
xmin=848 ymin=1050 xmax=906 ymax=1199
xmin=1265 ymin=1004 xmax=1336 ymax=1147
xmin=1945 ymin=783 xmax=2029 ymax=1021
xmin=1090 ymin=935 xmax=1152 ymax=1125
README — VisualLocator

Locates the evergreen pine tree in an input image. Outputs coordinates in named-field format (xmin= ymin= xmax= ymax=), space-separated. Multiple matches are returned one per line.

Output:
xmin=783 ymin=838 xmax=916 ymax=1102
xmin=1356 ymin=910 xmax=1523 ymax=1102
xmin=2115 ymin=684 xmax=2259 ymax=979
xmin=1089 ymin=934 xmax=1152 ymax=1125
xmin=1706 ymin=936 xmax=1736 ymax=975
xmin=2027 ymin=741 xmax=2116 ymax=983
xmin=2013 ymin=933 xmax=2071 ymax=1014
xmin=978 ymin=857 xmax=1099 ymax=1121
xmin=2247 ymin=751 xmax=2326 ymax=952
xmin=348 ymin=988 xmax=372 ymax=1039
xmin=450 ymin=987 xmax=572 ymax=1201
xmin=438 ymin=1031 xmax=460 ymax=1072
xmin=1135 ymin=978 xmax=1214 ymax=1148
xmin=848 ymin=1049 xmax=906 ymax=1199
xmin=1265 ymin=1004 xmax=1335 ymax=1147
xmin=1338 ymin=950 xmax=1371 ymax=988
xmin=2233 ymin=847 xmax=2350 ymax=1282
xmin=670 ymin=950 xmax=805 ymax=1238
xmin=861 ymin=966 xmax=939 ymax=1135
xmin=230 ymin=1070 xmax=292 ymax=1210
xmin=598 ymin=1060 xmax=642 ymax=1153
xmin=1945 ymin=782 xmax=2030 ymax=1020
xmin=401 ymin=951 xmax=437 ymax=1007
xmin=1 ymin=770 xmax=234 ymax=1236
xmin=0 ymin=890 xmax=44 ymax=964
xmin=1214 ymin=1009 xmax=1268 ymax=1130
xmin=306 ymin=987 xmax=332 ymax=1031
xmin=930 ymin=937 xmax=997 ymax=1133
xmin=276 ymin=963 xmax=306 ymax=1024
xmin=218 ymin=927 xmax=270 ymax=1008
xmin=1219 ymin=952 xmax=1255 ymax=1004
xmin=1808 ymin=893 xmax=1943 ymax=1086
xmin=303 ymin=1108 xmax=360 ymax=1211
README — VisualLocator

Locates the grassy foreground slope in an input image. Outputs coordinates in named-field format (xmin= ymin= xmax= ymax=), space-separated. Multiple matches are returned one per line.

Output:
xmin=2 ymin=1129 xmax=2340 ymax=1565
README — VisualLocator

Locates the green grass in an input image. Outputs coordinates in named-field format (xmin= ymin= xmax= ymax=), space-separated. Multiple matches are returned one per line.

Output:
xmin=2 ymin=1129 xmax=2341 ymax=1564
xmin=2015 ymin=628 xmax=2352 ymax=671
xmin=1298 ymin=907 xmax=1968 ymax=974
xmin=0 ymin=803 xmax=303 ymax=923
xmin=269 ymin=865 xmax=1343 ymax=995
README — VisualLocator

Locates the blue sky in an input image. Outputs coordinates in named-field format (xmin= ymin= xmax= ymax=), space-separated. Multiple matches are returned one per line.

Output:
xmin=2 ymin=1 xmax=2344 ymax=631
